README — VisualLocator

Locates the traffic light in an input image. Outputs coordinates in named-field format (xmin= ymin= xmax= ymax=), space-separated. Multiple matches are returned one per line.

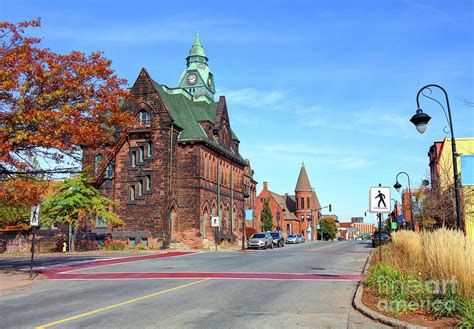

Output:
xmin=329 ymin=204 xmax=332 ymax=212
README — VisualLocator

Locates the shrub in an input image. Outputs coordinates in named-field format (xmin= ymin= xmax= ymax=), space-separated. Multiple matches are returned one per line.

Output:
xmin=104 ymin=240 xmax=125 ymax=251
xmin=245 ymin=226 xmax=257 ymax=239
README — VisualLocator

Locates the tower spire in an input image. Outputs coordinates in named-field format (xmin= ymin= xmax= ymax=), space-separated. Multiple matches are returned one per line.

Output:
xmin=188 ymin=31 xmax=207 ymax=58
xmin=295 ymin=162 xmax=312 ymax=192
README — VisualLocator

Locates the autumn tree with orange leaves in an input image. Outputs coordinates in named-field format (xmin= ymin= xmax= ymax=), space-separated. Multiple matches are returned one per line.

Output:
xmin=0 ymin=19 xmax=134 ymax=219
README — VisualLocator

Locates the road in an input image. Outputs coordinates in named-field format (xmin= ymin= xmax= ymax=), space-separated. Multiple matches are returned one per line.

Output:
xmin=0 ymin=240 xmax=387 ymax=328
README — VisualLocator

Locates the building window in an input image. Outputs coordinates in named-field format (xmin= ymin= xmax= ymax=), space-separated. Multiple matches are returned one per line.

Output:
xmin=138 ymin=180 xmax=143 ymax=196
xmin=131 ymin=151 xmax=136 ymax=167
xmin=301 ymin=215 xmax=305 ymax=222
xmin=94 ymin=154 xmax=102 ymax=174
xmin=301 ymin=198 xmax=304 ymax=209
xmin=96 ymin=216 xmax=108 ymax=228
xmin=307 ymin=198 xmax=310 ymax=209
xmin=106 ymin=162 xmax=113 ymax=178
xmin=130 ymin=185 xmax=135 ymax=201
xmin=307 ymin=215 xmax=311 ymax=221
xmin=129 ymin=238 xmax=136 ymax=247
xmin=138 ymin=110 xmax=150 ymax=126
xmin=139 ymin=146 xmax=145 ymax=162
xmin=147 ymin=141 xmax=153 ymax=158
xmin=146 ymin=175 xmax=151 ymax=190
xmin=276 ymin=213 xmax=280 ymax=221
xmin=141 ymin=238 xmax=148 ymax=247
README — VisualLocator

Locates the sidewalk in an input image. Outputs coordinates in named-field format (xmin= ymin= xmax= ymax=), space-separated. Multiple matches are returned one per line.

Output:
xmin=0 ymin=269 xmax=43 ymax=297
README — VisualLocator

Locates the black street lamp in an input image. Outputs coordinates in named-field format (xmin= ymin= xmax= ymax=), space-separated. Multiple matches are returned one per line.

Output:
xmin=411 ymin=84 xmax=463 ymax=231
xmin=394 ymin=171 xmax=415 ymax=231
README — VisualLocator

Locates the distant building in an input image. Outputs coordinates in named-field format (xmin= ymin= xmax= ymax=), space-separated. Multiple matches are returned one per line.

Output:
xmin=339 ymin=222 xmax=374 ymax=240
xmin=351 ymin=217 xmax=363 ymax=223
xmin=254 ymin=163 xmax=321 ymax=240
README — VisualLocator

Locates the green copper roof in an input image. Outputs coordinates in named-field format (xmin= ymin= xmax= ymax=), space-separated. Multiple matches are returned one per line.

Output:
xmin=188 ymin=32 xmax=207 ymax=58
xmin=151 ymin=80 xmax=243 ymax=163
xmin=295 ymin=162 xmax=313 ymax=192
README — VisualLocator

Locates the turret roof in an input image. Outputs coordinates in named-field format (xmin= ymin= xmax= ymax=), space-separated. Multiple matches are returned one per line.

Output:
xmin=295 ymin=162 xmax=313 ymax=192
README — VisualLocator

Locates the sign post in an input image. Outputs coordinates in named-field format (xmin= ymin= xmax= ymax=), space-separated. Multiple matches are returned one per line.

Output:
xmin=369 ymin=185 xmax=391 ymax=261
xmin=211 ymin=216 xmax=220 ymax=251
xmin=29 ymin=205 xmax=40 ymax=279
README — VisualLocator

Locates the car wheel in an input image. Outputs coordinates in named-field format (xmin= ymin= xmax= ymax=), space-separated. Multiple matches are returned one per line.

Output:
xmin=270 ymin=242 xmax=273 ymax=249
xmin=264 ymin=243 xmax=267 ymax=250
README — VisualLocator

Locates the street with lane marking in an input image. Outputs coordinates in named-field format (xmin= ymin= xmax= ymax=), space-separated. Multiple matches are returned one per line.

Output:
xmin=0 ymin=240 xmax=388 ymax=328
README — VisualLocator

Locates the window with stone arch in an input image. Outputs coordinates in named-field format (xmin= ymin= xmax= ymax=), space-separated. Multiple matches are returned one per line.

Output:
xmin=138 ymin=110 xmax=150 ymax=126
xmin=201 ymin=205 xmax=210 ymax=238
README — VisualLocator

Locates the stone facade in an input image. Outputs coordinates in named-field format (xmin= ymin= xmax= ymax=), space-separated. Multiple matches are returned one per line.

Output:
xmin=82 ymin=36 xmax=257 ymax=249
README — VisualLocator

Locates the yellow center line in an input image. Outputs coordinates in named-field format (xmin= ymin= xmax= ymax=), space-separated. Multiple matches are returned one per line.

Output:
xmin=35 ymin=279 xmax=210 ymax=329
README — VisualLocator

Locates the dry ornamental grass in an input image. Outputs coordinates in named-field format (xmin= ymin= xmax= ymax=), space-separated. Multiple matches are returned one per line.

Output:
xmin=383 ymin=228 xmax=473 ymax=299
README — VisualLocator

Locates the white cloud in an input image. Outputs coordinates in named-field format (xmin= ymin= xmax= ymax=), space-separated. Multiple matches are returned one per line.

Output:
xmin=219 ymin=87 xmax=323 ymax=114
xmin=243 ymin=143 xmax=374 ymax=170
xmin=220 ymin=88 xmax=287 ymax=109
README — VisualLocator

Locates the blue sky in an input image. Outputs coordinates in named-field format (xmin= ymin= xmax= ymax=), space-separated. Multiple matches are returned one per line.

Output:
xmin=2 ymin=0 xmax=473 ymax=223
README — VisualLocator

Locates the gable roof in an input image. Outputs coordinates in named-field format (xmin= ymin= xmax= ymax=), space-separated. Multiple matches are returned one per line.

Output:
xmin=269 ymin=191 xmax=298 ymax=220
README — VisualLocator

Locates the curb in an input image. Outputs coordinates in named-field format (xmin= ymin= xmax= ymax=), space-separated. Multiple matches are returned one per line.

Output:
xmin=352 ymin=251 xmax=428 ymax=329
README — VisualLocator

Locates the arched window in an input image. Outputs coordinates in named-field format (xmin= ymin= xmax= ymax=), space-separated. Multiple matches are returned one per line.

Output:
xmin=138 ymin=110 xmax=150 ymax=126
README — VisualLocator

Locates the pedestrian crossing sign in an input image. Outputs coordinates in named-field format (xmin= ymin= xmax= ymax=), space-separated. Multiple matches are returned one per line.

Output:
xmin=211 ymin=216 xmax=220 ymax=227
xmin=369 ymin=186 xmax=391 ymax=213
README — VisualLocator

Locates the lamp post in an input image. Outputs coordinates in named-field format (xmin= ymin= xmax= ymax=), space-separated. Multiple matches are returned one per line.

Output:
xmin=410 ymin=84 xmax=462 ymax=231
xmin=242 ymin=186 xmax=250 ymax=250
xmin=394 ymin=171 xmax=415 ymax=231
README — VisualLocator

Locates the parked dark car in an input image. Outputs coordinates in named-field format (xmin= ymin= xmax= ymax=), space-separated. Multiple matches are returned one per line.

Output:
xmin=372 ymin=232 xmax=391 ymax=247
xmin=270 ymin=232 xmax=285 ymax=247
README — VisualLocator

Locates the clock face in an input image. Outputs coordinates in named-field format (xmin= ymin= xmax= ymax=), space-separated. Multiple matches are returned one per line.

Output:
xmin=186 ymin=73 xmax=198 ymax=86
xmin=207 ymin=76 xmax=213 ymax=88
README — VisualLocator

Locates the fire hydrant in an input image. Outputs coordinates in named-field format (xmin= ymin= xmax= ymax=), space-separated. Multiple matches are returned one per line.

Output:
xmin=62 ymin=242 xmax=67 ymax=253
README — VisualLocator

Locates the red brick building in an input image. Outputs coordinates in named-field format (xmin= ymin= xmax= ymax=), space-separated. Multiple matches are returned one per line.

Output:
xmin=338 ymin=222 xmax=374 ymax=240
xmin=82 ymin=34 xmax=257 ymax=249
xmin=254 ymin=164 xmax=321 ymax=240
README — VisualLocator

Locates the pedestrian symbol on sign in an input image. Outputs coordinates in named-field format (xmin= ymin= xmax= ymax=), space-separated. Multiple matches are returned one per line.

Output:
xmin=211 ymin=216 xmax=220 ymax=227
xmin=369 ymin=186 xmax=391 ymax=213
xmin=375 ymin=190 xmax=386 ymax=208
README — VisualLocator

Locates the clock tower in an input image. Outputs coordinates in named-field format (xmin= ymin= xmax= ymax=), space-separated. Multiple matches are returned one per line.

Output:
xmin=178 ymin=32 xmax=215 ymax=102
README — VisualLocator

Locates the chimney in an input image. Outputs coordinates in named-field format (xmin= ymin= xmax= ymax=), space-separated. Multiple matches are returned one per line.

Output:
xmin=263 ymin=182 xmax=268 ymax=190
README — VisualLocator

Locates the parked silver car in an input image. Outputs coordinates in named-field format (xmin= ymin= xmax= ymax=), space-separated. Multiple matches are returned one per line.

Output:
xmin=296 ymin=234 xmax=305 ymax=243
xmin=286 ymin=234 xmax=298 ymax=244
xmin=247 ymin=232 xmax=273 ymax=249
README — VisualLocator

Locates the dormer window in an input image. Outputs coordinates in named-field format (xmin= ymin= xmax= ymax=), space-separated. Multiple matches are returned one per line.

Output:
xmin=138 ymin=110 xmax=150 ymax=126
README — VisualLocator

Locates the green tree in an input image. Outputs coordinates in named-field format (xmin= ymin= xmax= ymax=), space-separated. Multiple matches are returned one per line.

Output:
xmin=41 ymin=173 xmax=123 ymax=250
xmin=321 ymin=217 xmax=338 ymax=240
xmin=260 ymin=199 xmax=273 ymax=232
